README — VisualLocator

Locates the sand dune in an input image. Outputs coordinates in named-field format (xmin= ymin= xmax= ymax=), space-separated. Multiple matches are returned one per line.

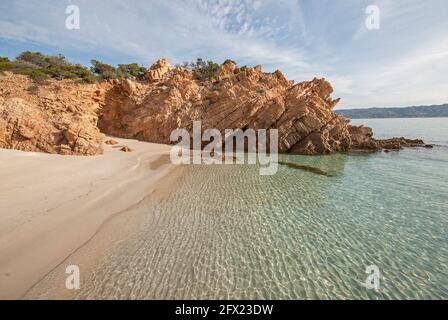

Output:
xmin=0 ymin=138 xmax=178 ymax=299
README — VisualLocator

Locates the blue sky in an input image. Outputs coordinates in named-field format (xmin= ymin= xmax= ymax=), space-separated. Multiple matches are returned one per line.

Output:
xmin=0 ymin=0 xmax=447 ymax=109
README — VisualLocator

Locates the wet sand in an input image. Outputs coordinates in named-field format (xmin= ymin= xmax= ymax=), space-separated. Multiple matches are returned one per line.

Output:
xmin=0 ymin=138 xmax=180 ymax=299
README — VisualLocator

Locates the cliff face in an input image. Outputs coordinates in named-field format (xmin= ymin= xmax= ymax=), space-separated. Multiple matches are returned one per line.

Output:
xmin=99 ymin=59 xmax=419 ymax=155
xmin=0 ymin=73 xmax=107 ymax=155
xmin=0 ymin=60 xmax=427 ymax=156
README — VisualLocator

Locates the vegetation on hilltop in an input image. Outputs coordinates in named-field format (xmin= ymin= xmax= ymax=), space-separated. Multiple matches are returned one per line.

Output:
xmin=177 ymin=58 xmax=221 ymax=80
xmin=0 ymin=51 xmax=146 ymax=84
xmin=0 ymin=52 xmax=95 ymax=84
xmin=1 ymin=52 xmax=232 ymax=84
xmin=0 ymin=57 xmax=14 ymax=73
xmin=117 ymin=63 xmax=147 ymax=79
xmin=90 ymin=60 xmax=146 ymax=80
xmin=191 ymin=58 xmax=220 ymax=80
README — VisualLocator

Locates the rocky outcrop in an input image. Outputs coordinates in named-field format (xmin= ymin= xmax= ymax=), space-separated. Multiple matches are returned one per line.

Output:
xmin=0 ymin=60 xmax=428 ymax=156
xmin=144 ymin=58 xmax=172 ymax=81
xmin=0 ymin=73 xmax=106 ymax=155
xmin=99 ymin=59 xmax=427 ymax=155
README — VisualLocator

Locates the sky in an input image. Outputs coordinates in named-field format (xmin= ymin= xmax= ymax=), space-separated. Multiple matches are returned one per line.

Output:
xmin=0 ymin=0 xmax=447 ymax=109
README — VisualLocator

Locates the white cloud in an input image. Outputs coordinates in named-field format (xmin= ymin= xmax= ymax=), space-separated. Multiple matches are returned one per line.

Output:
xmin=0 ymin=0 xmax=447 ymax=108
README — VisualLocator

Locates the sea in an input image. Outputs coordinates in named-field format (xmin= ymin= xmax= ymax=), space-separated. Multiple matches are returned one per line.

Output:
xmin=65 ymin=118 xmax=448 ymax=299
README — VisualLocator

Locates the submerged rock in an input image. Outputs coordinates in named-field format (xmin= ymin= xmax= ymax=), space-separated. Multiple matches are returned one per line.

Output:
xmin=277 ymin=161 xmax=333 ymax=177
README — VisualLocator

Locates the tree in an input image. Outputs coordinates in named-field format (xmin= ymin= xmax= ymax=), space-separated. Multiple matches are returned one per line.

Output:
xmin=189 ymin=58 xmax=220 ymax=80
xmin=117 ymin=63 xmax=146 ymax=79
xmin=16 ymin=51 xmax=50 ymax=68
xmin=46 ymin=54 xmax=69 ymax=67
xmin=90 ymin=60 xmax=118 ymax=80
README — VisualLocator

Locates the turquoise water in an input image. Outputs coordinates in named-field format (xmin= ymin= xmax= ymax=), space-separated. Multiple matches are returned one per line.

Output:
xmin=77 ymin=118 xmax=448 ymax=300
xmin=351 ymin=117 xmax=448 ymax=146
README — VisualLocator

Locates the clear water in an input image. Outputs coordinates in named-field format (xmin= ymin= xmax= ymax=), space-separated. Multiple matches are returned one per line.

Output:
xmin=76 ymin=118 xmax=448 ymax=300
xmin=351 ymin=117 xmax=448 ymax=146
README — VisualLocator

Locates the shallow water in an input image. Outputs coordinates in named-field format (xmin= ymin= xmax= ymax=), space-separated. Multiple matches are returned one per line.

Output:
xmin=76 ymin=118 xmax=448 ymax=299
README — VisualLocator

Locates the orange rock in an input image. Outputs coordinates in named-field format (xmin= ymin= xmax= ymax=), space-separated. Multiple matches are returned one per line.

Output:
xmin=120 ymin=146 xmax=133 ymax=152
xmin=144 ymin=59 xmax=172 ymax=81
xmin=99 ymin=59 xmax=363 ymax=155
xmin=121 ymin=79 xmax=136 ymax=96
xmin=0 ymin=60 xmax=425 ymax=156
xmin=0 ymin=73 xmax=104 ymax=155
xmin=104 ymin=139 xmax=119 ymax=145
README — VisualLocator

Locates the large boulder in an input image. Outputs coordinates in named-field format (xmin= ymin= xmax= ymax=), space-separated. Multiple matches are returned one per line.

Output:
xmin=144 ymin=58 xmax=172 ymax=82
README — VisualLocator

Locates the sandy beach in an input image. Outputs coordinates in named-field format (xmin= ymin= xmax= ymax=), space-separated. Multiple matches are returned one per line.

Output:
xmin=0 ymin=138 xmax=179 ymax=299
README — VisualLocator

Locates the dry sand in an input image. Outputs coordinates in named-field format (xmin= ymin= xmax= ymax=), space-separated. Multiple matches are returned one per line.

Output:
xmin=0 ymin=138 xmax=179 ymax=299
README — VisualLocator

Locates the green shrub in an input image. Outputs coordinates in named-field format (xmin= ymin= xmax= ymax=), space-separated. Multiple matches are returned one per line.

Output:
xmin=45 ymin=54 xmax=68 ymax=67
xmin=6 ymin=51 xmax=147 ymax=84
xmin=46 ymin=64 xmax=94 ymax=80
xmin=16 ymin=68 xmax=50 ymax=84
xmin=77 ymin=73 xmax=97 ymax=84
xmin=0 ymin=57 xmax=14 ymax=72
xmin=189 ymin=58 xmax=220 ymax=80
xmin=16 ymin=51 xmax=50 ymax=68
xmin=118 ymin=63 xmax=146 ymax=79
xmin=90 ymin=60 xmax=119 ymax=80
xmin=6 ymin=51 xmax=97 ymax=84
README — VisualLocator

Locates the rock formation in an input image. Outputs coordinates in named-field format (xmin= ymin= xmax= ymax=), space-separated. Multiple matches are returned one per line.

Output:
xmin=0 ymin=72 xmax=106 ymax=155
xmin=144 ymin=58 xmax=172 ymax=81
xmin=98 ymin=59 xmax=427 ymax=155
xmin=0 ymin=60 xmax=428 ymax=156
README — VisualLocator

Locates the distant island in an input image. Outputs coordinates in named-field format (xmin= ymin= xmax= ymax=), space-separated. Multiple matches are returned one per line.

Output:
xmin=336 ymin=104 xmax=448 ymax=119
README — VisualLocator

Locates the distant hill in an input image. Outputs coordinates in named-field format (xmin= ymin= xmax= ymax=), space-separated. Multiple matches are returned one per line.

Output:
xmin=336 ymin=104 xmax=448 ymax=119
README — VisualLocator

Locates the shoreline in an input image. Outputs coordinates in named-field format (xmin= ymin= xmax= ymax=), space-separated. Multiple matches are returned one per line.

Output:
xmin=0 ymin=137 xmax=182 ymax=299
xmin=25 ymin=163 xmax=185 ymax=300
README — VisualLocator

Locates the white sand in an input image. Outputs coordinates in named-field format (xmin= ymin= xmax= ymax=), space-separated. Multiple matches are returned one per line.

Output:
xmin=0 ymin=138 xmax=178 ymax=299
